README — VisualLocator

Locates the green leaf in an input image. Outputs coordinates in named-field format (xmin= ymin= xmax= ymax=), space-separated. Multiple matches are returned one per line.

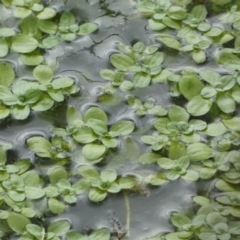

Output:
xmin=110 ymin=120 xmax=134 ymax=136
xmin=87 ymin=119 xmax=108 ymax=136
xmin=168 ymin=105 xmax=189 ymax=122
xmin=192 ymin=50 xmax=206 ymax=64
xmin=223 ymin=117 xmax=240 ymax=131
xmin=7 ymin=213 xmax=31 ymax=234
xmin=11 ymin=105 xmax=30 ymax=120
xmin=139 ymin=153 xmax=160 ymax=164
xmin=82 ymin=144 xmax=106 ymax=160
xmin=215 ymin=180 xmax=237 ymax=192
xmin=162 ymin=17 xmax=181 ymax=29
xmin=59 ymin=12 xmax=76 ymax=26
xmin=0 ymin=62 xmax=15 ymax=87
xmin=52 ymin=78 xmax=74 ymax=89
xmin=100 ymin=169 xmax=117 ymax=182
xmin=67 ymin=105 xmax=83 ymax=126
xmin=88 ymin=188 xmax=107 ymax=202
xmin=179 ymin=74 xmax=204 ymax=100
xmin=72 ymin=179 xmax=91 ymax=194
xmin=182 ymin=170 xmax=199 ymax=181
xmin=206 ymin=212 xmax=226 ymax=228
xmin=20 ymin=50 xmax=44 ymax=66
xmin=204 ymin=122 xmax=227 ymax=136
xmin=217 ymin=52 xmax=240 ymax=71
xmin=166 ymin=232 xmax=186 ymax=240
xmin=157 ymin=34 xmax=182 ymax=50
xmin=67 ymin=231 xmax=84 ymax=240
xmin=73 ymin=127 xmax=98 ymax=143
xmin=84 ymin=107 xmax=108 ymax=124
xmin=191 ymin=5 xmax=207 ymax=21
xmin=89 ymin=229 xmax=111 ymax=240
xmin=49 ymin=167 xmax=68 ymax=186
xmin=11 ymin=34 xmax=38 ymax=53
xmin=37 ymin=19 xmax=57 ymax=34
xmin=102 ymin=137 xmax=118 ymax=148
xmin=37 ymin=7 xmax=56 ymax=20
xmin=48 ymin=198 xmax=66 ymax=214
xmin=21 ymin=170 xmax=40 ymax=187
xmin=118 ymin=177 xmax=135 ymax=189
xmin=27 ymin=136 xmax=51 ymax=158
xmin=78 ymin=165 xmax=100 ymax=180
xmin=48 ymin=220 xmax=71 ymax=237
xmin=133 ymin=73 xmax=151 ymax=88
xmin=143 ymin=52 xmax=164 ymax=67
xmin=187 ymin=95 xmax=212 ymax=116
xmin=216 ymin=92 xmax=236 ymax=113
xmin=171 ymin=213 xmax=191 ymax=228
xmin=25 ymin=187 xmax=45 ymax=199
xmin=42 ymin=35 xmax=61 ymax=49
xmin=187 ymin=143 xmax=213 ymax=161
xmin=110 ymin=54 xmax=135 ymax=71
xmin=0 ymin=39 xmax=9 ymax=58
xmin=14 ymin=7 xmax=32 ymax=19
xmin=33 ymin=65 xmax=53 ymax=83
xmin=193 ymin=196 xmax=211 ymax=206
xmin=26 ymin=224 xmax=42 ymax=239
xmin=78 ymin=23 xmax=98 ymax=35
xmin=199 ymin=168 xmax=216 ymax=179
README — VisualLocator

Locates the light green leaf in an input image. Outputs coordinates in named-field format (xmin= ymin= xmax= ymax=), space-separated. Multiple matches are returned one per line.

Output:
xmin=192 ymin=50 xmax=206 ymax=64
xmin=20 ymin=50 xmax=44 ymax=66
xmin=27 ymin=136 xmax=51 ymax=158
xmin=0 ymin=62 xmax=15 ymax=87
xmin=191 ymin=5 xmax=207 ymax=21
xmin=133 ymin=73 xmax=151 ymax=88
xmin=187 ymin=95 xmax=212 ymax=116
xmin=37 ymin=7 xmax=56 ymax=20
xmin=89 ymin=229 xmax=110 ymax=240
xmin=50 ymin=167 xmax=68 ymax=185
xmin=217 ymin=52 xmax=240 ymax=71
xmin=187 ymin=143 xmax=213 ymax=161
xmin=171 ymin=213 xmax=191 ymax=228
xmin=204 ymin=122 xmax=227 ymax=136
xmin=100 ymin=169 xmax=117 ymax=182
xmin=78 ymin=23 xmax=98 ymax=35
xmin=48 ymin=198 xmax=66 ymax=214
xmin=11 ymin=34 xmax=38 ymax=53
xmin=88 ymin=188 xmax=107 ymax=202
xmin=84 ymin=107 xmax=108 ymax=124
xmin=82 ymin=144 xmax=106 ymax=160
xmin=48 ymin=220 xmax=71 ymax=237
xmin=73 ymin=127 xmax=98 ymax=143
xmin=37 ymin=19 xmax=57 ymax=34
xmin=223 ymin=117 xmax=240 ymax=131
xmin=110 ymin=120 xmax=134 ymax=136
xmin=7 ymin=213 xmax=31 ymax=234
xmin=216 ymin=92 xmax=236 ymax=113
xmin=118 ymin=177 xmax=135 ymax=189
xmin=0 ymin=39 xmax=9 ymax=58
xmin=33 ymin=65 xmax=53 ymax=83
xmin=42 ymin=35 xmax=61 ymax=49
xmin=110 ymin=54 xmax=135 ymax=71
xmin=78 ymin=165 xmax=100 ymax=180
xmin=139 ymin=153 xmax=160 ymax=164
xmin=168 ymin=105 xmax=189 ymax=122
xmin=11 ymin=105 xmax=30 ymax=120
xmin=179 ymin=74 xmax=204 ymax=100
xmin=25 ymin=187 xmax=45 ymax=199
xmin=157 ymin=34 xmax=182 ymax=50
xmin=182 ymin=170 xmax=199 ymax=181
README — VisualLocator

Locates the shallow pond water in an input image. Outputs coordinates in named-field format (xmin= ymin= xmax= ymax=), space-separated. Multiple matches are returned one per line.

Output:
xmin=1 ymin=0 xmax=240 ymax=240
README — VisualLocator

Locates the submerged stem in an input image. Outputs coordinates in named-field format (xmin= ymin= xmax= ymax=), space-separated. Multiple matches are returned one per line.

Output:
xmin=205 ymin=179 xmax=217 ymax=198
xmin=124 ymin=191 xmax=131 ymax=238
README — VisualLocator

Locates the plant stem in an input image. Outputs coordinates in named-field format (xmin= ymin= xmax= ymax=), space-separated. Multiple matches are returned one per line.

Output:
xmin=124 ymin=191 xmax=131 ymax=238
